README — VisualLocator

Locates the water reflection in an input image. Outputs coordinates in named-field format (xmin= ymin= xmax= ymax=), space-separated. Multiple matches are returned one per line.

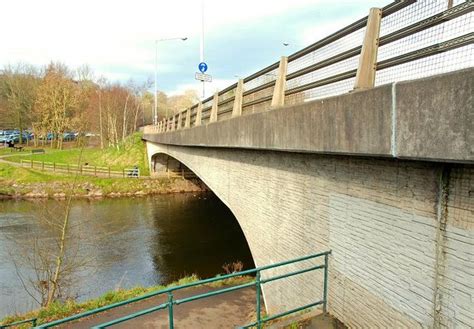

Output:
xmin=0 ymin=193 xmax=254 ymax=317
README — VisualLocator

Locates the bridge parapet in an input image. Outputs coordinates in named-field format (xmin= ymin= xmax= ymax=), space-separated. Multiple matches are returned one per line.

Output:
xmin=145 ymin=68 xmax=473 ymax=164
xmin=149 ymin=0 xmax=472 ymax=136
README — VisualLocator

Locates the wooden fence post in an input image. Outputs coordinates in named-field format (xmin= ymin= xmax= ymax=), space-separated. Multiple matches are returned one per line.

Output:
xmin=31 ymin=159 xmax=33 ymax=168
xmin=195 ymin=102 xmax=203 ymax=126
xmin=354 ymin=8 xmax=382 ymax=90
xmin=42 ymin=161 xmax=44 ymax=171
xmin=53 ymin=162 xmax=56 ymax=172
xmin=210 ymin=91 xmax=219 ymax=122
xmin=271 ymin=56 xmax=288 ymax=107
xmin=232 ymin=79 xmax=244 ymax=117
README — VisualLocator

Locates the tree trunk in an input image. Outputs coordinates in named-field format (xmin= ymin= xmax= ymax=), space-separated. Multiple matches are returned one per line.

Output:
xmin=122 ymin=94 xmax=130 ymax=142
xmin=98 ymin=91 xmax=104 ymax=149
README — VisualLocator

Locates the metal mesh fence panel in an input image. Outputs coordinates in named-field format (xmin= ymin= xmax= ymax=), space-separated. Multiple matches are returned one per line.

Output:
xmin=281 ymin=24 xmax=367 ymax=102
xmin=376 ymin=45 xmax=473 ymax=86
xmin=286 ymin=77 xmax=356 ymax=105
xmin=243 ymin=68 xmax=278 ymax=91
xmin=287 ymin=28 xmax=366 ymax=75
xmin=376 ymin=0 xmax=473 ymax=86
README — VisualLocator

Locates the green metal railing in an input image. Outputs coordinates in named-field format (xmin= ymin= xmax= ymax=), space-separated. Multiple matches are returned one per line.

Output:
xmin=37 ymin=250 xmax=331 ymax=329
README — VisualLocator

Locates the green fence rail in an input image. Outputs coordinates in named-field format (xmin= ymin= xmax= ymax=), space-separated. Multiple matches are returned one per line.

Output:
xmin=37 ymin=250 xmax=331 ymax=329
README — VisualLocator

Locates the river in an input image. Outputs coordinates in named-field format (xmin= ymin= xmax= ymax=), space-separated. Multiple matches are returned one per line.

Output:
xmin=0 ymin=193 xmax=254 ymax=318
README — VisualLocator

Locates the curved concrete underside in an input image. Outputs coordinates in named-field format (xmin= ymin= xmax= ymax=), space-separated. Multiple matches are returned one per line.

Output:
xmin=146 ymin=142 xmax=473 ymax=328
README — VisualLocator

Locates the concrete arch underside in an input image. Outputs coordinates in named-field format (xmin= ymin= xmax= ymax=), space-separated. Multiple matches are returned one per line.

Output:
xmin=146 ymin=142 xmax=473 ymax=329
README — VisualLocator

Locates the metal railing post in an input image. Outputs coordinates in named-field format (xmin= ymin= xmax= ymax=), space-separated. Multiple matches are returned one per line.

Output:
xmin=323 ymin=253 xmax=329 ymax=313
xmin=256 ymin=271 xmax=262 ymax=329
xmin=167 ymin=292 xmax=174 ymax=329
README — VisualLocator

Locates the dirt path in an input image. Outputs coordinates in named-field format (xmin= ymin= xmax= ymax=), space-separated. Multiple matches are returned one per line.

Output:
xmin=62 ymin=286 xmax=258 ymax=329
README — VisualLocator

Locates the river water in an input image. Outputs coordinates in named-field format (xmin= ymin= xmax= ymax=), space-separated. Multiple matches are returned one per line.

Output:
xmin=0 ymin=193 xmax=254 ymax=318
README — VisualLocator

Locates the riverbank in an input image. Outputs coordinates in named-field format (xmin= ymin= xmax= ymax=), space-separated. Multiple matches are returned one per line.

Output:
xmin=0 ymin=164 xmax=207 ymax=199
xmin=0 ymin=275 xmax=254 ymax=327
xmin=0 ymin=132 xmax=210 ymax=199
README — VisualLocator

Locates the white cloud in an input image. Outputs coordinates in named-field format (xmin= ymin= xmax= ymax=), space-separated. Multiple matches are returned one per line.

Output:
xmin=0 ymin=0 xmax=391 ymax=96
xmin=0 ymin=0 xmax=326 ymax=68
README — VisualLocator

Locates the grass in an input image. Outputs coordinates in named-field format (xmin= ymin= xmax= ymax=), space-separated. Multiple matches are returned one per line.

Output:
xmin=2 ymin=132 xmax=149 ymax=175
xmin=0 ymin=161 xmax=196 ymax=197
xmin=0 ymin=275 xmax=254 ymax=327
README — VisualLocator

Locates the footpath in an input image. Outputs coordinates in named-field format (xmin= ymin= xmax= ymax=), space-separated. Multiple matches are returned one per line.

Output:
xmin=60 ymin=286 xmax=257 ymax=329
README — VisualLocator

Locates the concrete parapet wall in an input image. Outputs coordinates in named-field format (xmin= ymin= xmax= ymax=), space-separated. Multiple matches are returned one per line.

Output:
xmin=146 ymin=142 xmax=473 ymax=328
xmin=144 ymin=68 xmax=473 ymax=163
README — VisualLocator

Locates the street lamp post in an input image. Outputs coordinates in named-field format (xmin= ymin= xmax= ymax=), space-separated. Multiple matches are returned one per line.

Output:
xmin=154 ymin=37 xmax=187 ymax=125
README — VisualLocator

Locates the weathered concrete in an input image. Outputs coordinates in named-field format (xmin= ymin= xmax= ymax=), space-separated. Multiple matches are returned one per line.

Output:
xmin=146 ymin=142 xmax=473 ymax=329
xmin=144 ymin=68 xmax=473 ymax=163
xmin=395 ymin=68 xmax=473 ymax=162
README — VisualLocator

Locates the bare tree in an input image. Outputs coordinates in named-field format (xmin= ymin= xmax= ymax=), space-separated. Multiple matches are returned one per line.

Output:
xmin=6 ymin=147 xmax=90 ymax=307
xmin=0 ymin=64 xmax=40 ymax=143
xmin=34 ymin=63 xmax=78 ymax=149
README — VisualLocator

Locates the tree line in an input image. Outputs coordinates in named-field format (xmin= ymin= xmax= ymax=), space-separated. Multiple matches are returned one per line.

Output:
xmin=0 ymin=63 xmax=198 ymax=149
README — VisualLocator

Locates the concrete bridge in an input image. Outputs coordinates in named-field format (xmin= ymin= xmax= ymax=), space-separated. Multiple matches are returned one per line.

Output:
xmin=144 ymin=69 xmax=472 ymax=328
xmin=143 ymin=1 xmax=473 ymax=328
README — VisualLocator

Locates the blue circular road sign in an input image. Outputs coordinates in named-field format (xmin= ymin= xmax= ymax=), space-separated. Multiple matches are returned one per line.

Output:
xmin=198 ymin=62 xmax=208 ymax=73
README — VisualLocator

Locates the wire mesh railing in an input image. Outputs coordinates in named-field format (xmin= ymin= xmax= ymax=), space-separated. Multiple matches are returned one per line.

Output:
xmin=142 ymin=0 xmax=472 ymax=135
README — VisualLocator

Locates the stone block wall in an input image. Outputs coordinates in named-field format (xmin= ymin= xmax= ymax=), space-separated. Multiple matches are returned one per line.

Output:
xmin=146 ymin=142 xmax=473 ymax=328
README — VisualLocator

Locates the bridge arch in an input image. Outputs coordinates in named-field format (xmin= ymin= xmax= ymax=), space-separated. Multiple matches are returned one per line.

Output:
xmin=149 ymin=148 xmax=258 ymax=259
xmin=148 ymin=146 xmax=267 ymax=306
xmin=146 ymin=142 xmax=325 ymax=315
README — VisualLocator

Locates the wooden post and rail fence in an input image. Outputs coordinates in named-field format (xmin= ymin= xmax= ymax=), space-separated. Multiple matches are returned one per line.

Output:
xmin=20 ymin=159 xmax=141 ymax=178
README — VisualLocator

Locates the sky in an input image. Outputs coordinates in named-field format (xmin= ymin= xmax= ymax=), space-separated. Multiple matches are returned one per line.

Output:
xmin=0 ymin=0 xmax=391 ymax=97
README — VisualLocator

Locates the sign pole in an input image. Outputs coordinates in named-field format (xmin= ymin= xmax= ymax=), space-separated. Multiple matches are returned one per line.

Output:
xmin=200 ymin=0 xmax=205 ymax=98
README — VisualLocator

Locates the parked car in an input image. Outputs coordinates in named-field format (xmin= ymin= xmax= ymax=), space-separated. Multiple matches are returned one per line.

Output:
xmin=6 ymin=134 xmax=20 ymax=143
xmin=63 ymin=132 xmax=76 ymax=141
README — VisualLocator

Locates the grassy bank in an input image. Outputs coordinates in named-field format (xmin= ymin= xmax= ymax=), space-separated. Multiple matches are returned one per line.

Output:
xmin=0 ymin=275 xmax=254 ymax=327
xmin=0 ymin=132 xmax=205 ymax=198
xmin=2 ymin=132 xmax=149 ymax=175
xmin=0 ymin=162 xmax=204 ymax=198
